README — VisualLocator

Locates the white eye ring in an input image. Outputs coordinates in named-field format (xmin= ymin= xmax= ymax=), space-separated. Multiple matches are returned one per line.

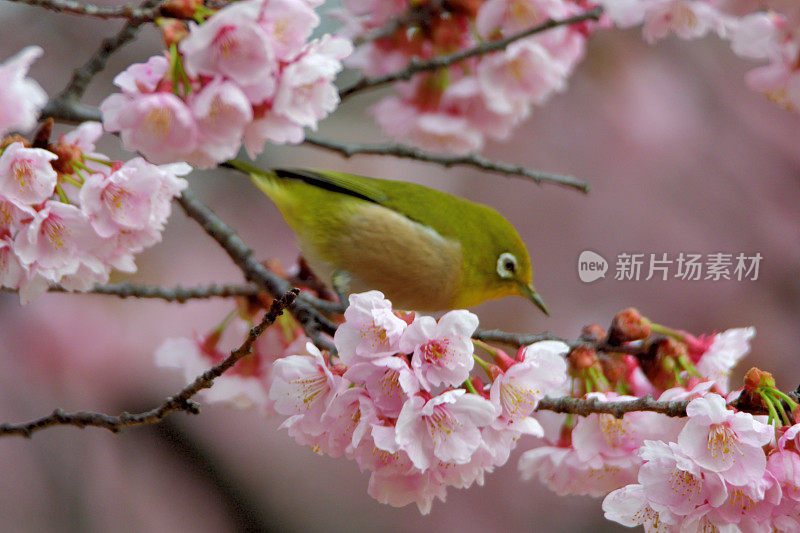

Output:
xmin=497 ymin=252 xmax=518 ymax=279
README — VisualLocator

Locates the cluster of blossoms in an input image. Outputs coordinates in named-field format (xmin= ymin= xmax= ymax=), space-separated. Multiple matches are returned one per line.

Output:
xmin=514 ymin=307 xmax=800 ymax=531
xmin=101 ymin=0 xmax=352 ymax=167
xmin=180 ymin=290 xmax=566 ymax=513
xmin=154 ymin=289 xmax=800 ymax=522
xmin=0 ymin=47 xmax=47 ymax=139
xmin=0 ymin=121 xmax=188 ymax=302
xmin=336 ymin=0 xmax=595 ymax=154
xmin=601 ymin=0 xmax=800 ymax=115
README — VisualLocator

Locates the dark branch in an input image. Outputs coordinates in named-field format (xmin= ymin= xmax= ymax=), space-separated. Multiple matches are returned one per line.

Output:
xmin=46 ymin=282 xmax=261 ymax=302
xmin=303 ymin=135 xmax=590 ymax=193
xmin=0 ymin=290 xmax=297 ymax=438
xmin=339 ymin=8 xmax=603 ymax=100
xmin=55 ymin=0 xmax=163 ymax=101
xmin=41 ymin=99 xmax=102 ymax=123
xmin=176 ymin=189 xmax=339 ymax=350
xmin=3 ymin=0 xmax=164 ymax=22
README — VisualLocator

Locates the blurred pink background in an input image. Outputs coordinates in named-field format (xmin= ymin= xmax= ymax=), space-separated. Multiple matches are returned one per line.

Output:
xmin=1 ymin=3 xmax=799 ymax=531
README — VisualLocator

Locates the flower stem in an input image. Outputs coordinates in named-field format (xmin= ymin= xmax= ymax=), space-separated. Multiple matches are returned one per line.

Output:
xmin=648 ymin=322 xmax=684 ymax=341
xmin=463 ymin=379 xmax=478 ymax=395
xmin=759 ymin=390 xmax=781 ymax=427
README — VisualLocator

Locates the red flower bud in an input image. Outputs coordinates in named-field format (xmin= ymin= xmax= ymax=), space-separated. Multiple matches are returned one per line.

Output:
xmin=608 ymin=307 xmax=651 ymax=345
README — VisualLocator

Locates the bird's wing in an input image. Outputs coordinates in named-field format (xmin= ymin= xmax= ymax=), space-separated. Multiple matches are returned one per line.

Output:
xmin=273 ymin=168 xmax=390 ymax=204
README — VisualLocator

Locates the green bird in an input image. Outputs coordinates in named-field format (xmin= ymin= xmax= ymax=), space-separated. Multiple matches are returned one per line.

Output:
xmin=232 ymin=160 xmax=548 ymax=314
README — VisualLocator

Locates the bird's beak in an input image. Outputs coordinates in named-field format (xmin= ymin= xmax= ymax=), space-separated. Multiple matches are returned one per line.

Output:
xmin=518 ymin=282 xmax=549 ymax=316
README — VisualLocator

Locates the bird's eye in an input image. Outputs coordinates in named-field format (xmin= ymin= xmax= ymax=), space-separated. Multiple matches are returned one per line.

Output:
xmin=496 ymin=252 xmax=518 ymax=279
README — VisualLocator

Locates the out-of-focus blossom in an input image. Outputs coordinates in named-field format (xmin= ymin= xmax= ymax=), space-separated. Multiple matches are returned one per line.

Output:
xmin=0 ymin=142 xmax=57 ymax=206
xmin=0 ymin=47 xmax=47 ymax=137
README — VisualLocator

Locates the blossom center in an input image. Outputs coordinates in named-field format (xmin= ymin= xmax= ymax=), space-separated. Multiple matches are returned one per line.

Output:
xmin=599 ymin=414 xmax=629 ymax=448
xmin=707 ymin=423 xmax=742 ymax=460
xmin=12 ymin=159 xmax=34 ymax=192
xmin=666 ymin=469 xmax=702 ymax=500
xmin=144 ymin=107 xmax=174 ymax=139
xmin=290 ymin=374 xmax=327 ymax=411
xmin=42 ymin=216 xmax=70 ymax=249
xmin=421 ymin=338 xmax=451 ymax=366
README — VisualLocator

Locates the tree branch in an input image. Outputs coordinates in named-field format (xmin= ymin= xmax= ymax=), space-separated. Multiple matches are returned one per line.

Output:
xmin=536 ymin=394 xmax=690 ymax=419
xmin=303 ymin=134 xmax=590 ymax=193
xmin=0 ymin=290 xmax=297 ymax=438
xmin=55 ymin=0 xmax=163 ymax=101
xmin=339 ymin=8 xmax=603 ymax=101
xmin=3 ymin=0 xmax=164 ymax=22
xmin=45 ymin=282 xmax=261 ymax=302
xmin=176 ymin=188 xmax=339 ymax=349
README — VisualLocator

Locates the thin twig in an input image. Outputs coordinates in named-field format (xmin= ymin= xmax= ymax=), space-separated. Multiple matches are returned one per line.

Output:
xmin=3 ymin=0 xmax=163 ymax=22
xmin=56 ymin=0 xmax=163 ymax=101
xmin=0 ymin=290 xmax=297 ymax=438
xmin=176 ymin=189 xmax=339 ymax=350
xmin=47 ymin=282 xmax=261 ymax=302
xmin=303 ymin=134 xmax=590 ymax=192
xmin=339 ymin=8 xmax=603 ymax=101
xmin=536 ymin=394 xmax=689 ymax=419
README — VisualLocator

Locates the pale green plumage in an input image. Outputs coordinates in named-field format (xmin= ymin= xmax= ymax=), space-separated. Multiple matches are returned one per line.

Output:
xmin=234 ymin=160 xmax=544 ymax=312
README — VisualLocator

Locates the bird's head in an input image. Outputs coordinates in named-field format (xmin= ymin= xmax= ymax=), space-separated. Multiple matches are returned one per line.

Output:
xmin=455 ymin=208 xmax=548 ymax=316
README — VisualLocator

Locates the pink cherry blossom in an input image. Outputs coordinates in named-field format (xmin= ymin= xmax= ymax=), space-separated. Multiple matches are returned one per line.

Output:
xmin=319 ymin=386 xmax=378 ymax=457
xmin=395 ymin=390 xmax=496 ymax=471
xmin=333 ymin=290 xmax=407 ymax=365
xmin=80 ymin=163 xmax=161 ymax=238
xmin=478 ymin=40 xmax=568 ymax=114
xmin=602 ymin=483 xmax=679 ymax=530
xmin=272 ymin=35 xmax=352 ymax=129
xmin=729 ymin=11 xmax=786 ymax=61
xmin=678 ymin=393 xmax=773 ymax=486
xmin=490 ymin=340 xmax=568 ymax=423
xmin=112 ymin=55 xmax=169 ymax=96
xmin=188 ymin=78 xmax=253 ymax=168
xmin=371 ymin=96 xmax=484 ymax=154
xmin=0 ymin=143 xmax=58 ymax=206
xmin=694 ymin=327 xmax=755 ymax=393
xmin=102 ymin=92 xmax=198 ymax=165
xmin=0 ymin=198 xmax=31 ymax=237
xmin=13 ymin=200 xmax=102 ymax=279
xmin=519 ymin=445 xmax=640 ymax=497
xmin=258 ymin=0 xmax=320 ymax=60
xmin=399 ymin=309 xmax=478 ymax=390
xmin=0 ymin=238 xmax=25 ymax=289
xmin=269 ymin=343 xmax=344 ymax=445
xmin=243 ymin=110 xmax=306 ymax=157
xmin=343 ymin=358 xmax=419 ymax=418
xmin=59 ymin=121 xmax=104 ymax=155
xmin=637 ymin=440 xmax=728 ymax=515
xmin=179 ymin=0 xmax=278 ymax=99
xmin=476 ymin=0 xmax=572 ymax=39
xmin=0 ymin=46 xmax=47 ymax=136
xmin=643 ymin=1 xmax=731 ymax=43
